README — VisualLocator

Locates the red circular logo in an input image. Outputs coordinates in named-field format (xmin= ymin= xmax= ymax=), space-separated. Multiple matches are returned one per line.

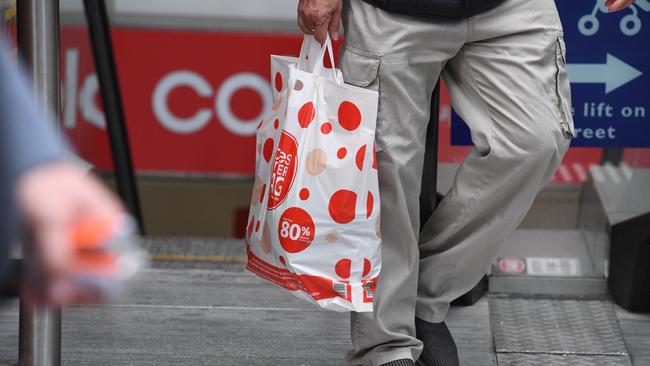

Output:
xmin=498 ymin=257 xmax=526 ymax=274
xmin=278 ymin=207 xmax=315 ymax=253
xmin=267 ymin=131 xmax=298 ymax=210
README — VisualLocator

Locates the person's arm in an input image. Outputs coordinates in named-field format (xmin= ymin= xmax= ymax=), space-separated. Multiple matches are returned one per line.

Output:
xmin=0 ymin=37 xmax=68 ymax=290
xmin=0 ymin=39 xmax=68 ymax=181
xmin=1 ymin=39 xmax=124 ymax=305
xmin=605 ymin=0 xmax=635 ymax=12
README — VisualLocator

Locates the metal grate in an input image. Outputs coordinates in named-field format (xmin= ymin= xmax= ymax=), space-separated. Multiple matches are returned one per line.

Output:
xmin=489 ymin=296 xmax=630 ymax=360
xmin=496 ymin=353 xmax=631 ymax=366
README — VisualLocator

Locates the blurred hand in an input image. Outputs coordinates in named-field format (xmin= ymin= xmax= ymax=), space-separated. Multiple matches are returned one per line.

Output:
xmin=298 ymin=0 xmax=342 ymax=44
xmin=16 ymin=161 xmax=124 ymax=305
xmin=605 ymin=0 xmax=635 ymax=12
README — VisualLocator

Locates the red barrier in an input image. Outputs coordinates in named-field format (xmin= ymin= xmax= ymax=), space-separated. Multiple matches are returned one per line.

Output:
xmin=61 ymin=26 xmax=609 ymax=184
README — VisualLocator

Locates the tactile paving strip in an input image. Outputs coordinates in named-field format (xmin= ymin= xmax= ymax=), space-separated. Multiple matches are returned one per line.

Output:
xmin=489 ymin=297 xmax=629 ymax=356
xmin=496 ymin=353 xmax=631 ymax=366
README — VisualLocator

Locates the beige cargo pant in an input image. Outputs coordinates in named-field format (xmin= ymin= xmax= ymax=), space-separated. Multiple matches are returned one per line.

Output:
xmin=339 ymin=0 xmax=574 ymax=364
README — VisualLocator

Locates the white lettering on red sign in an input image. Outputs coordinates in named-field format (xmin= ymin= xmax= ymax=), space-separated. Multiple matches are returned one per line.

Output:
xmin=152 ymin=70 xmax=213 ymax=134
xmin=152 ymin=70 xmax=272 ymax=136
xmin=215 ymin=72 xmax=272 ymax=136
xmin=63 ymin=48 xmax=105 ymax=129
xmin=63 ymin=47 xmax=273 ymax=137
xmin=268 ymin=130 xmax=298 ymax=210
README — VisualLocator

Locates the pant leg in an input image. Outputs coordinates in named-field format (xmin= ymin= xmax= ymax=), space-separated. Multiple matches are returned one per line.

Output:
xmin=340 ymin=1 xmax=467 ymax=364
xmin=416 ymin=0 xmax=574 ymax=323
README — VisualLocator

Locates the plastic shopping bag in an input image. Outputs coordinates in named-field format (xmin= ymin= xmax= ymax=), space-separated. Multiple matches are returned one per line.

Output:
xmin=245 ymin=35 xmax=381 ymax=312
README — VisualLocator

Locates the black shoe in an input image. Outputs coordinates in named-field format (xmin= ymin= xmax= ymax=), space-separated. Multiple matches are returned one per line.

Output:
xmin=380 ymin=359 xmax=415 ymax=366
xmin=415 ymin=318 xmax=459 ymax=366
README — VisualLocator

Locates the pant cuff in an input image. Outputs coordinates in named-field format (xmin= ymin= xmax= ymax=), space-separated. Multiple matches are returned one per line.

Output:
xmin=359 ymin=350 xmax=416 ymax=366
xmin=415 ymin=302 xmax=450 ymax=324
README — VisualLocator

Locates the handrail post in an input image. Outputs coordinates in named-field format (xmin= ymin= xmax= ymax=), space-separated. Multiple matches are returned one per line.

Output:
xmin=16 ymin=0 xmax=62 ymax=365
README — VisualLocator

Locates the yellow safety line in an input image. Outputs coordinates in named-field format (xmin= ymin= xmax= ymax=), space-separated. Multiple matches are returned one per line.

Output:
xmin=150 ymin=253 xmax=247 ymax=264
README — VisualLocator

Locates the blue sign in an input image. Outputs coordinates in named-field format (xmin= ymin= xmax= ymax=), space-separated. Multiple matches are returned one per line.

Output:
xmin=452 ymin=0 xmax=649 ymax=147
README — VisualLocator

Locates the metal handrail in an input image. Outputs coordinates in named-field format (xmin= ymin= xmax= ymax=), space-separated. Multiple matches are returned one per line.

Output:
xmin=16 ymin=1 xmax=62 ymax=365
xmin=82 ymin=0 xmax=144 ymax=234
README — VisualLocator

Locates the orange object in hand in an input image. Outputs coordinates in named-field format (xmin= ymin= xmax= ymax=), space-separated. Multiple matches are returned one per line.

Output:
xmin=66 ymin=214 xmax=146 ymax=300
xmin=70 ymin=216 xmax=117 ymax=251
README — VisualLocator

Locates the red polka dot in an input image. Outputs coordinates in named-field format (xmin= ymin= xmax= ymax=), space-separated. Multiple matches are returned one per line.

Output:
xmin=259 ymin=184 xmax=266 ymax=204
xmin=263 ymin=138 xmax=274 ymax=163
xmin=274 ymin=72 xmax=283 ymax=92
xmin=321 ymin=122 xmax=332 ymax=134
xmin=256 ymin=120 xmax=263 ymax=130
xmin=329 ymin=190 xmax=357 ymax=224
xmin=366 ymin=191 xmax=374 ymax=218
xmin=335 ymin=259 xmax=352 ymax=279
xmin=298 ymin=102 xmax=316 ymax=128
xmin=372 ymin=144 xmax=377 ymax=169
xmin=299 ymin=188 xmax=310 ymax=200
xmin=279 ymin=256 xmax=286 ymax=265
xmin=356 ymin=145 xmax=367 ymax=171
xmin=274 ymin=118 xmax=279 ymax=129
xmin=255 ymin=220 xmax=260 ymax=232
xmin=363 ymin=258 xmax=372 ymax=277
xmin=338 ymin=101 xmax=362 ymax=131
xmin=247 ymin=216 xmax=254 ymax=240
xmin=337 ymin=148 xmax=347 ymax=159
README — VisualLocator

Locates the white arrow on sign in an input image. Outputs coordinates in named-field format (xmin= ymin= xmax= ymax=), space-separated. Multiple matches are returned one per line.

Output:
xmin=567 ymin=53 xmax=643 ymax=94
xmin=636 ymin=0 xmax=650 ymax=12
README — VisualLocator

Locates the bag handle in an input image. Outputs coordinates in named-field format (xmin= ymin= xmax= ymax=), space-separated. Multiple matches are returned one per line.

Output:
xmin=298 ymin=34 xmax=341 ymax=84
xmin=297 ymin=35 xmax=317 ymax=69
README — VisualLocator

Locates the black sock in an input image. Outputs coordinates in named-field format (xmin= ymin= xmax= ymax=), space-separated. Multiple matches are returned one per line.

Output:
xmin=380 ymin=359 xmax=415 ymax=366
xmin=415 ymin=318 xmax=459 ymax=366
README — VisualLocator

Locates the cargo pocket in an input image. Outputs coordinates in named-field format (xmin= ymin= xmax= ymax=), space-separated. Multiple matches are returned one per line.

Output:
xmin=554 ymin=35 xmax=575 ymax=139
xmin=339 ymin=45 xmax=380 ymax=89
xmin=339 ymin=44 xmax=388 ymax=150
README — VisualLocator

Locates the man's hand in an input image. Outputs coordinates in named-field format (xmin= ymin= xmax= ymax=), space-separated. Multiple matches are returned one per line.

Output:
xmin=16 ymin=161 xmax=124 ymax=305
xmin=297 ymin=0 xmax=342 ymax=44
xmin=605 ymin=0 xmax=635 ymax=12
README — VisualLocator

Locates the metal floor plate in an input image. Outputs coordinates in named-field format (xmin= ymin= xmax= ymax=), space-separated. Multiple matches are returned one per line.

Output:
xmin=497 ymin=353 xmax=631 ymax=366
xmin=489 ymin=296 xmax=630 ymax=358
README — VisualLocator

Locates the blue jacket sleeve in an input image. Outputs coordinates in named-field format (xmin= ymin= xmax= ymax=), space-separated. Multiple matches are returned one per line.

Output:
xmin=0 ymin=38 xmax=68 ymax=281
xmin=0 ymin=39 xmax=68 ymax=186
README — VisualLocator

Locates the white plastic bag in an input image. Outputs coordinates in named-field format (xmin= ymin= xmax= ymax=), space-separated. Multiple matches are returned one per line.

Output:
xmin=246 ymin=35 xmax=381 ymax=312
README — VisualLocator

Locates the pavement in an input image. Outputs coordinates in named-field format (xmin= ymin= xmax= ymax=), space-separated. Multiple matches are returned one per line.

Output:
xmin=0 ymin=237 xmax=648 ymax=365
